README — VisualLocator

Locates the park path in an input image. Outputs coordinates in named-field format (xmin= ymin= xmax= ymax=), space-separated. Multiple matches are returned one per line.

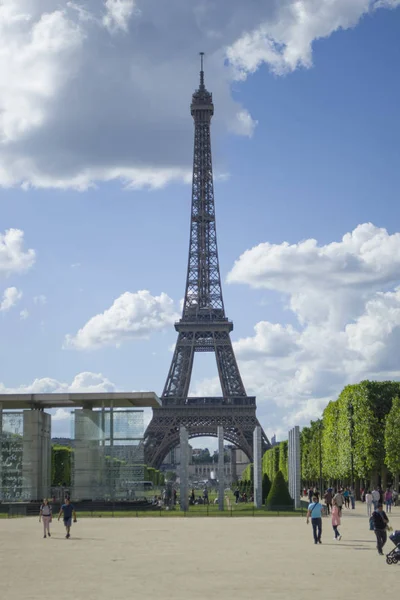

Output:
xmin=0 ymin=502 xmax=399 ymax=600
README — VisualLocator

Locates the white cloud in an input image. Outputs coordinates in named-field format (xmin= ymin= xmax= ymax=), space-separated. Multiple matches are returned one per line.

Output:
xmin=0 ymin=371 xmax=117 ymax=394
xmin=0 ymin=287 xmax=22 ymax=311
xmin=227 ymin=0 xmax=400 ymax=78
xmin=234 ymin=321 xmax=299 ymax=359
xmin=19 ymin=308 xmax=29 ymax=320
xmin=103 ymin=0 xmax=136 ymax=33
xmin=0 ymin=229 xmax=36 ymax=278
xmin=0 ymin=371 xmax=119 ymax=438
xmin=33 ymin=294 xmax=47 ymax=305
xmin=228 ymin=223 xmax=400 ymax=327
xmin=0 ymin=1 xmax=398 ymax=189
xmin=65 ymin=290 xmax=180 ymax=350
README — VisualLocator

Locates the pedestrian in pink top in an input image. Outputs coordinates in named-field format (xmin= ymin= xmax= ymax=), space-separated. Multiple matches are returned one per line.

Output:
xmin=332 ymin=498 xmax=342 ymax=541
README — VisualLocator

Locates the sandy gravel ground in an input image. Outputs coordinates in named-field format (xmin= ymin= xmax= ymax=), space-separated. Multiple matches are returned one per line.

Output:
xmin=0 ymin=504 xmax=399 ymax=600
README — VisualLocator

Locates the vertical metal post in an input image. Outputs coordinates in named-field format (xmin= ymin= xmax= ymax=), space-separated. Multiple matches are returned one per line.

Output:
xmin=253 ymin=426 xmax=262 ymax=508
xmin=218 ymin=426 xmax=224 ymax=511
xmin=179 ymin=426 xmax=189 ymax=511
xmin=288 ymin=426 xmax=301 ymax=509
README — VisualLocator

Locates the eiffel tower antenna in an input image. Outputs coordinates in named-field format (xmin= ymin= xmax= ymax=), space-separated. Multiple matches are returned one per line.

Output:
xmin=144 ymin=55 xmax=270 ymax=468
xmin=199 ymin=51 xmax=205 ymax=89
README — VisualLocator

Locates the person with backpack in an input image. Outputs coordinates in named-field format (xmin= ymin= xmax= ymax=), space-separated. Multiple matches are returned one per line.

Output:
xmin=333 ymin=490 xmax=344 ymax=516
xmin=39 ymin=498 xmax=52 ymax=539
xmin=306 ymin=495 xmax=323 ymax=544
xmin=371 ymin=502 xmax=389 ymax=555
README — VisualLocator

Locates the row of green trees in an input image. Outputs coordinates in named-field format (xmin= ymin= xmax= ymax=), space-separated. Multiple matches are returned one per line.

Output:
xmin=301 ymin=381 xmax=400 ymax=489
xmin=239 ymin=381 xmax=400 ymax=493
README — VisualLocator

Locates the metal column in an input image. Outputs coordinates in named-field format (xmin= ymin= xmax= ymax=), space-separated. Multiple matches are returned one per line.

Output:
xmin=218 ymin=426 xmax=224 ymax=511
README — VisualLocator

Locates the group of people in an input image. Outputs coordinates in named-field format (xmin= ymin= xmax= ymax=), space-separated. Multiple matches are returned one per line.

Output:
xmin=306 ymin=489 xmax=346 ymax=544
xmin=363 ymin=487 xmax=397 ymax=515
xmin=39 ymin=497 xmax=77 ymax=539
xmin=306 ymin=485 xmax=395 ymax=555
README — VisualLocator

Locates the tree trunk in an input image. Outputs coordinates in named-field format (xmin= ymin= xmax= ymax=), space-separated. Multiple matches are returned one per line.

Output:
xmin=381 ymin=465 xmax=388 ymax=491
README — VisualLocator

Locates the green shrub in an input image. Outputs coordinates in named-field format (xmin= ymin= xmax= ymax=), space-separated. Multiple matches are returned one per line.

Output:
xmin=266 ymin=470 xmax=293 ymax=509
xmin=262 ymin=473 xmax=271 ymax=504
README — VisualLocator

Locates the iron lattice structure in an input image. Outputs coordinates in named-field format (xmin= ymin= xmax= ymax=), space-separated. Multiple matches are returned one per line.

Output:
xmin=144 ymin=56 xmax=270 ymax=469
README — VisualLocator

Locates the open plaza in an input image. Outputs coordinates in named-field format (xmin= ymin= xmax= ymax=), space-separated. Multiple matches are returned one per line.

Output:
xmin=0 ymin=504 xmax=399 ymax=600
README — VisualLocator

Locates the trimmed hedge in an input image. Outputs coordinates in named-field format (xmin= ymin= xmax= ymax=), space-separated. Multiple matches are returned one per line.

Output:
xmin=266 ymin=470 xmax=293 ymax=509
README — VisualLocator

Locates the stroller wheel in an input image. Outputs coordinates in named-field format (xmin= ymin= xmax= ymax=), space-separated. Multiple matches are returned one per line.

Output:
xmin=386 ymin=557 xmax=393 ymax=565
xmin=392 ymin=557 xmax=398 ymax=564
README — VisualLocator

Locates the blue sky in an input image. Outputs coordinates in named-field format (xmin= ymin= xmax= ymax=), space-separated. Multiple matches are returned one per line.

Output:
xmin=1 ymin=0 xmax=400 ymax=444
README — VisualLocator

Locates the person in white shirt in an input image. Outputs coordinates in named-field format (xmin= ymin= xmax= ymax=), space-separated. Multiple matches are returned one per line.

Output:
xmin=371 ymin=488 xmax=380 ymax=510
xmin=365 ymin=490 xmax=373 ymax=516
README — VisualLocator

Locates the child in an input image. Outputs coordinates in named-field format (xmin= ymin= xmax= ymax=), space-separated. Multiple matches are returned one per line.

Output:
xmin=332 ymin=498 xmax=342 ymax=541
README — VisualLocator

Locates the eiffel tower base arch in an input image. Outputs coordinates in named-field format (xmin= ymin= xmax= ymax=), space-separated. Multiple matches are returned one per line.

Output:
xmin=144 ymin=404 xmax=270 ymax=470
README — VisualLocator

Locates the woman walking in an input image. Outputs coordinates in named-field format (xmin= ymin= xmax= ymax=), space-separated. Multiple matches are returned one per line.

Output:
xmin=39 ymin=498 xmax=52 ymax=538
xmin=332 ymin=498 xmax=342 ymax=541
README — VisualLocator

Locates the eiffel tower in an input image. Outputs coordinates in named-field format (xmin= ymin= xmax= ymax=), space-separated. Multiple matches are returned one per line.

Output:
xmin=144 ymin=54 xmax=270 ymax=468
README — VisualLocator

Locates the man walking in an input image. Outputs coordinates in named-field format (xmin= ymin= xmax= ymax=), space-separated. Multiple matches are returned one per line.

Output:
xmin=58 ymin=497 xmax=77 ymax=539
xmin=307 ymin=495 xmax=323 ymax=545
xmin=371 ymin=502 xmax=389 ymax=555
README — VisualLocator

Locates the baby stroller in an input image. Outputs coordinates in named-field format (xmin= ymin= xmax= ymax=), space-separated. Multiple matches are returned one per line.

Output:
xmin=386 ymin=531 xmax=400 ymax=565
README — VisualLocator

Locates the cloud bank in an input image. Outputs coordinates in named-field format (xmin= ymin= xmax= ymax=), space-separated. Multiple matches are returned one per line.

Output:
xmin=1 ymin=1 xmax=398 ymax=190
xmin=191 ymin=223 xmax=400 ymax=439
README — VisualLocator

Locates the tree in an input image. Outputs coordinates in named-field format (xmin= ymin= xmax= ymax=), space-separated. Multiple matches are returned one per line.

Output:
xmin=51 ymin=445 xmax=72 ymax=487
xmin=385 ymin=396 xmax=400 ymax=489
xmin=262 ymin=473 xmax=271 ymax=504
xmin=165 ymin=471 xmax=177 ymax=483
xmin=279 ymin=441 xmax=288 ymax=481
xmin=322 ymin=400 xmax=341 ymax=481
xmin=266 ymin=470 xmax=293 ymax=509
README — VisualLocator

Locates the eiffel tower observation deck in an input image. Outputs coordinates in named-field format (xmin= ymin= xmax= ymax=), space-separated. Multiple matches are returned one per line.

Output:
xmin=144 ymin=55 xmax=270 ymax=468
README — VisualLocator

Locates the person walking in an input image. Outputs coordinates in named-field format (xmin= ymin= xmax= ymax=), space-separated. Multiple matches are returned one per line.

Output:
xmin=39 ymin=498 xmax=52 ymax=539
xmin=371 ymin=488 xmax=380 ymax=510
xmin=384 ymin=488 xmax=393 ymax=513
xmin=333 ymin=490 xmax=344 ymax=516
xmin=234 ymin=488 xmax=240 ymax=504
xmin=365 ymin=490 xmax=373 ymax=517
xmin=331 ymin=498 xmax=342 ymax=541
xmin=58 ymin=497 xmax=77 ymax=539
xmin=371 ymin=502 xmax=389 ymax=556
xmin=324 ymin=489 xmax=333 ymax=515
xmin=306 ymin=495 xmax=323 ymax=545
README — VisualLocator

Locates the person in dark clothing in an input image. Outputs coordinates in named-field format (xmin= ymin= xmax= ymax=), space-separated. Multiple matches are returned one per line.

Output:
xmin=371 ymin=502 xmax=389 ymax=555
xmin=324 ymin=489 xmax=333 ymax=515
